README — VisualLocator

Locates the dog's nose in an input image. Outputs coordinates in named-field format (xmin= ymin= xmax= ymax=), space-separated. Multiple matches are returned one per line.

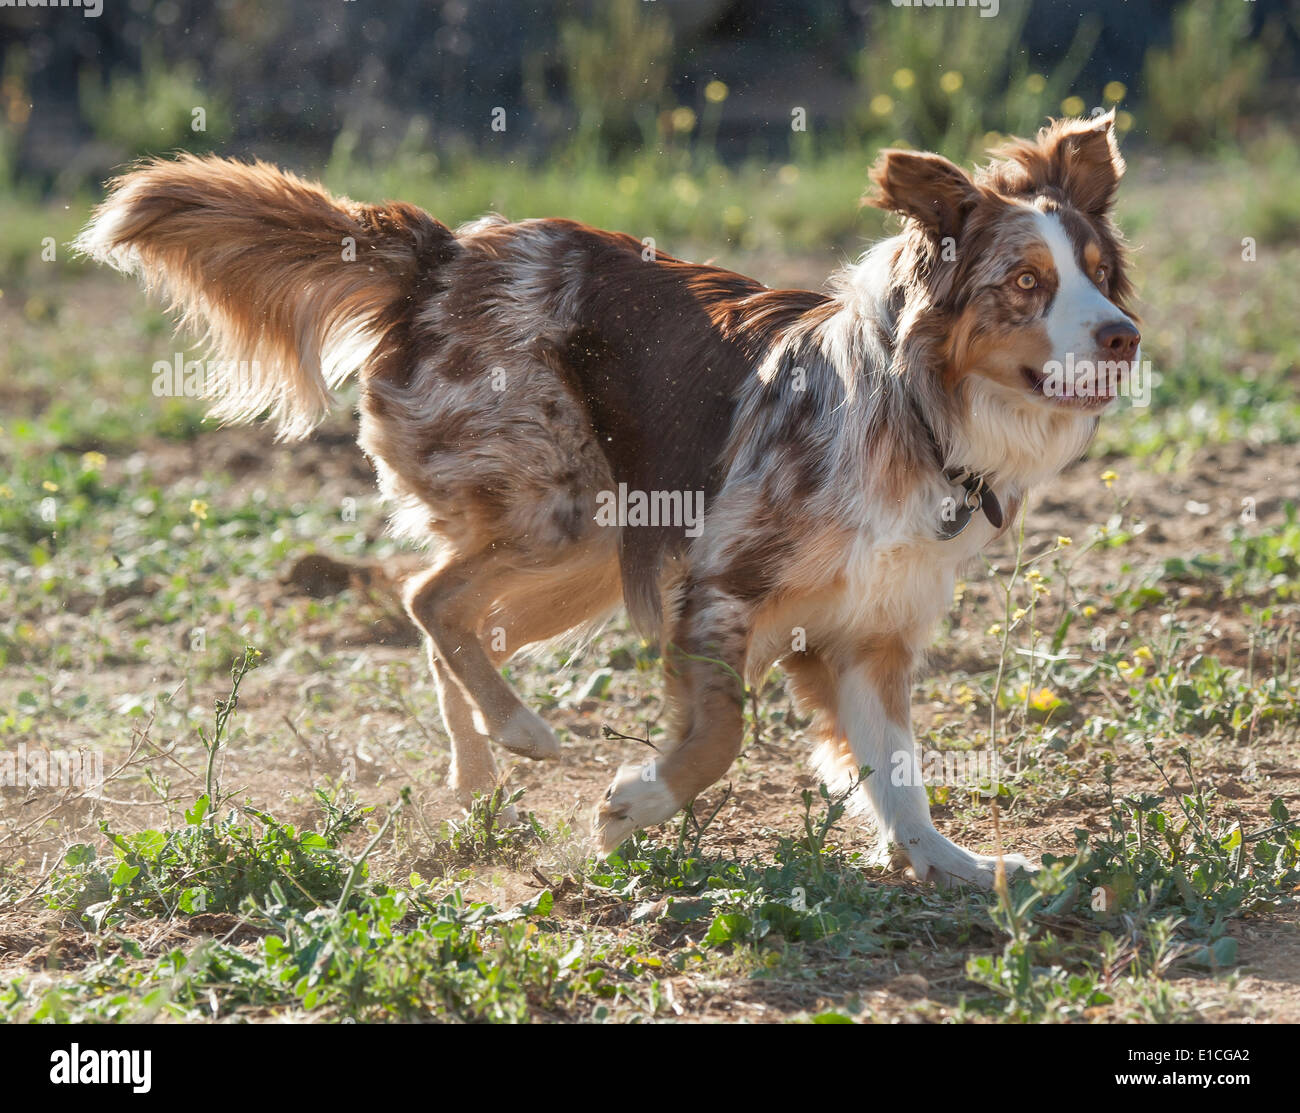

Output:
xmin=1096 ymin=319 xmax=1140 ymax=361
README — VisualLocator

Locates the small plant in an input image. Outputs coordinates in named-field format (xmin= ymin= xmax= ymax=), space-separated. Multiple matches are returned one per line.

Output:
xmin=435 ymin=785 xmax=547 ymax=869
xmin=44 ymin=787 xmax=368 ymax=929
xmin=1093 ymin=746 xmax=1300 ymax=925
xmin=43 ymin=650 xmax=370 ymax=928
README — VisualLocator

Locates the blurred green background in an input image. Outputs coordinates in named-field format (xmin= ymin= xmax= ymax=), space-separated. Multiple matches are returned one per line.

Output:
xmin=1 ymin=0 xmax=1297 ymax=255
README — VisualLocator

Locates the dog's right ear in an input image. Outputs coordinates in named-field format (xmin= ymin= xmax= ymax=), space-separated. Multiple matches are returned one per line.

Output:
xmin=867 ymin=149 xmax=982 ymax=241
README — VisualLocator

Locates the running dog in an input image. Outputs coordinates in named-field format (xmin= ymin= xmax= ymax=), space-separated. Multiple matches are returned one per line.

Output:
xmin=77 ymin=111 xmax=1139 ymax=887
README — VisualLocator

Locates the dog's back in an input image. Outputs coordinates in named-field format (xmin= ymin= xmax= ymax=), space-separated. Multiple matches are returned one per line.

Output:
xmin=78 ymin=161 xmax=816 ymax=630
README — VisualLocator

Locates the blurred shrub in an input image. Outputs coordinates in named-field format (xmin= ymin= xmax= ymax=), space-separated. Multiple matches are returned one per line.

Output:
xmin=79 ymin=46 xmax=229 ymax=161
xmin=1240 ymin=128 xmax=1300 ymax=243
xmin=1144 ymin=0 xmax=1275 ymax=150
xmin=552 ymin=0 xmax=674 ymax=159
xmin=854 ymin=3 xmax=1103 ymax=159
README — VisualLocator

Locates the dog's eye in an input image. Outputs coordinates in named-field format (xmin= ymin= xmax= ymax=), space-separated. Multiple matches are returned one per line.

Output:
xmin=1015 ymin=272 xmax=1037 ymax=291
xmin=1094 ymin=265 xmax=1108 ymax=284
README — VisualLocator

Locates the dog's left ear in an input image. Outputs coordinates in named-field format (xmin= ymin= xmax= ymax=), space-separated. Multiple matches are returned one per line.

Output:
xmin=867 ymin=149 xmax=982 ymax=241
xmin=995 ymin=111 xmax=1125 ymax=216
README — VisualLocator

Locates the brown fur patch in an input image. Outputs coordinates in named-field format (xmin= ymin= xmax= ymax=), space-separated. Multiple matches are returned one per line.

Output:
xmin=856 ymin=639 xmax=914 ymax=726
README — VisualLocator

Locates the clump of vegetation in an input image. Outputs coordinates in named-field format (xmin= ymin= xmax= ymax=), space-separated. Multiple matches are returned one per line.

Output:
xmin=1144 ymin=0 xmax=1275 ymax=150
xmin=79 ymin=46 xmax=229 ymax=161
xmin=43 ymin=650 xmax=370 ymax=928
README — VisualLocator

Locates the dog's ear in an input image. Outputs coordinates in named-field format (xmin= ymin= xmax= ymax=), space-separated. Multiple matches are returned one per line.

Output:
xmin=867 ymin=149 xmax=982 ymax=240
xmin=991 ymin=111 xmax=1125 ymax=216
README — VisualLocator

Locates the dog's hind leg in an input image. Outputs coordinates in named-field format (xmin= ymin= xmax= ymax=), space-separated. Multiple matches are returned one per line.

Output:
xmin=428 ymin=652 xmax=506 ymax=812
xmin=409 ymin=541 xmax=623 ymax=778
xmin=406 ymin=551 xmax=563 ymax=762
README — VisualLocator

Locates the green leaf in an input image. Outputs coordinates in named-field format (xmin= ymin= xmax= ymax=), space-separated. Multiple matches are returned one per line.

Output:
xmin=63 ymin=843 xmax=95 ymax=867
xmin=185 ymin=794 xmax=211 ymax=826
xmin=179 ymin=887 xmax=209 ymax=913
xmin=664 ymin=897 xmax=714 ymax=923
xmin=704 ymin=912 xmax=751 ymax=946
xmin=109 ymin=861 xmax=139 ymax=888
xmin=129 ymin=829 xmax=167 ymax=861
xmin=520 ymin=889 xmax=554 ymax=917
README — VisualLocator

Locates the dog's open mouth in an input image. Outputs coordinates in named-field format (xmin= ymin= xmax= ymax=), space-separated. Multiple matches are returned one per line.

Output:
xmin=1021 ymin=364 xmax=1117 ymax=410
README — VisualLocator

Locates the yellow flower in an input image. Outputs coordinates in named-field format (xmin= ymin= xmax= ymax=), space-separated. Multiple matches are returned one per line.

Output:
xmin=1012 ymin=608 xmax=1028 ymax=622
xmin=939 ymin=71 xmax=963 ymax=94
xmin=704 ymin=80 xmax=728 ymax=103
xmin=892 ymin=68 xmax=916 ymax=91
xmin=189 ymin=499 xmax=209 ymax=521
xmin=987 ymin=624 xmax=1003 ymax=637
xmin=1100 ymin=469 xmax=1118 ymax=489
xmin=1056 ymin=535 xmax=1073 ymax=548
xmin=1103 ymin=81 xmax=1126 ymax=104
xmin=1061 ymin=95 xmax=1085 ymax=117
xmin=0 ymin=484 xmax=12 ymax=499
xmin=1028 ymin=687 xmax=1062 ymax=714
xmin=1025 ymin=569 xmax=1044 ymax=583
xmin=81 ymin=451 xmax=107 ymax=472
xmin=1116 ymin=110 xmax=1134 ymax=133
xmin=869 ymin=93 xmax=894 ymax=117
xmin=42 ymin=480 xmax=59 ymax=492
xmin=1134 ymin=646 xmax=1154 ymax=662
xmin=670 ymin=106 xmax=696 ymax=133
xmin=1082 ymin=605 xmax=1096 ymax=617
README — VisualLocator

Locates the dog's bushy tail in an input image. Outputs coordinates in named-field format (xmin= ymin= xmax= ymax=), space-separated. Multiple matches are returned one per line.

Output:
xmin=76 ymin=153 xmax=457 ymax=439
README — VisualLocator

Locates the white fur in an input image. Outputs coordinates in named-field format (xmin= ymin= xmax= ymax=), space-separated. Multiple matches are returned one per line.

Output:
xmin=1036 ymin=210 xmax=1134 ymax=364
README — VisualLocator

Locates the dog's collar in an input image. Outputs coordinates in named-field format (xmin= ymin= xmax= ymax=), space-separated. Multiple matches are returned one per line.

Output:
xmin=938 ymin=466 xmax=1003 ymax=540
xmin=915 ymin=412 xmax=1003 ymax=540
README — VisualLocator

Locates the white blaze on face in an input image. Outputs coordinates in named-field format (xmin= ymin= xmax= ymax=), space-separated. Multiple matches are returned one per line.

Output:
xmin=1035 ymin=210 xmax=1137 ymax=367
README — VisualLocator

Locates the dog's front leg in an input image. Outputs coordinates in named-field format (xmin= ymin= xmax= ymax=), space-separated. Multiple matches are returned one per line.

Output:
xmin=840 ymin=641 xmax=1036 ymax=889
xmin=593 ymin=585 xmax=749 ymax=854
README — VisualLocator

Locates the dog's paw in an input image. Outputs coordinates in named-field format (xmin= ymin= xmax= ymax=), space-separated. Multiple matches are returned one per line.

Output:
xmin=591 ymin=763 xmax=678 ymax=855
xmin=494 ymin=706 xmax=561 ymax=761
xmin=924 ymin=851 xmax=1038 ymax=891
xmin=889 ymin=830 xmax=1039 ymax=891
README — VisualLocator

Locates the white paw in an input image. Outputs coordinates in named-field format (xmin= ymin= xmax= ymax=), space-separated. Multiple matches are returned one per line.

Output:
xmin=591 ymin=763 xmax=679 ymax=855
xmin=890 ymin=830 xmax=1039 ymax=891
xmin=494 ymin=706 xmax=561 ymax=761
